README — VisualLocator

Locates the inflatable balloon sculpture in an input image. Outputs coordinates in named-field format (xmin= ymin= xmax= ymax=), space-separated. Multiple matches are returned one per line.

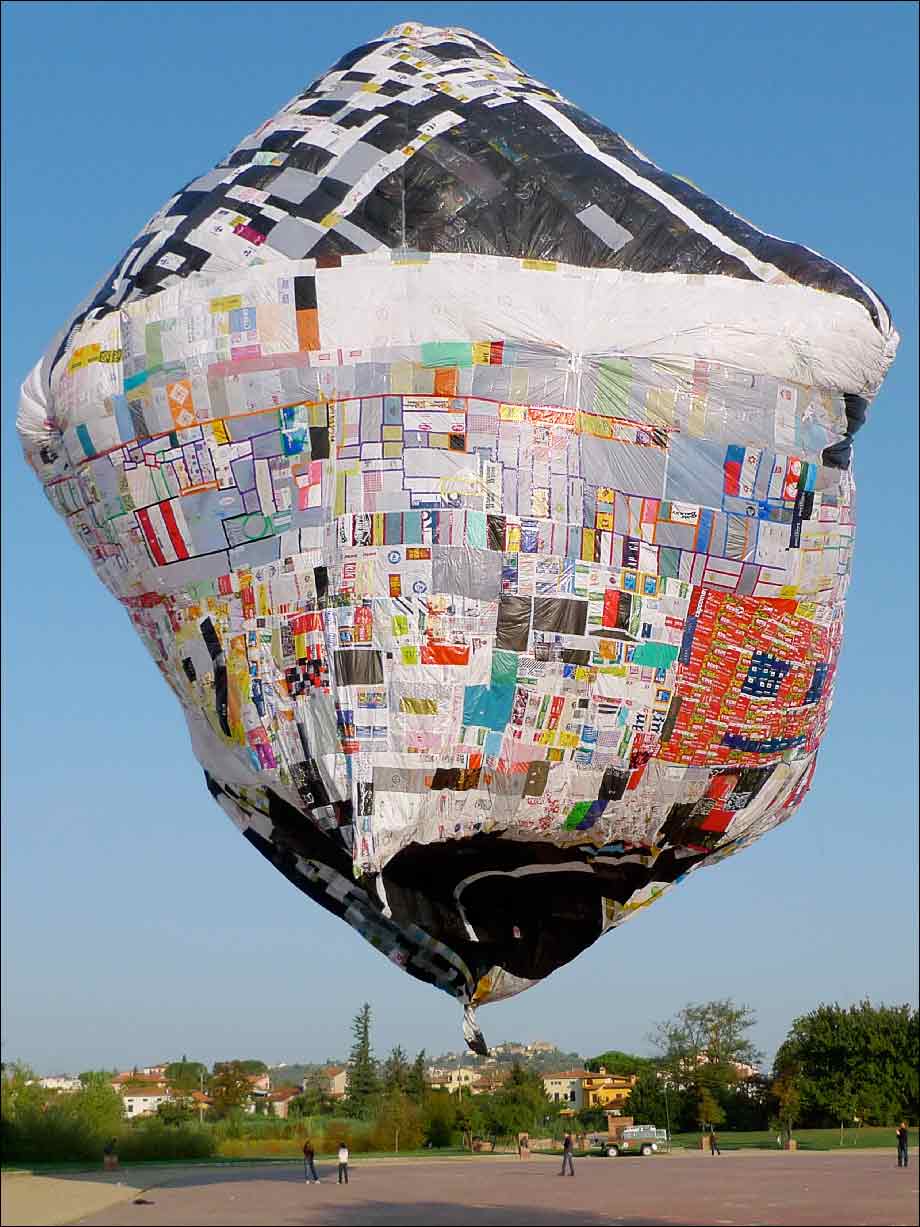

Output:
xmin=18 ymin=24 xmax=898 ymax=1050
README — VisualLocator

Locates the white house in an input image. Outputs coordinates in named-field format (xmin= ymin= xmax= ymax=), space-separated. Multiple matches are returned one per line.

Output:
xmin=542 ymin=1070 xmax=589 ymax=1109
xmin=122 ymin=1088 xmax=170 ymax=1118
xmin=37 ymin=1075 xmax=81 ymax=1093
xmin=427 ymin=1067 xmax=478 ymax=1094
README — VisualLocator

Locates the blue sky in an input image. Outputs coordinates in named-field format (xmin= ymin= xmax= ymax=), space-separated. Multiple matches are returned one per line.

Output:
xmin=2 ymin=1 xmax=917 ymax=1076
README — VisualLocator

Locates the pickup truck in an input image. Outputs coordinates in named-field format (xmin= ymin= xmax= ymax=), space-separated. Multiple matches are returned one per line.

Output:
xmin=593 ymin=1126 xmax=669 ymax=1157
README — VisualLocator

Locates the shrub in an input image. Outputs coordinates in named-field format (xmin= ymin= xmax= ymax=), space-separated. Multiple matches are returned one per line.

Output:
xmin=116 ymin=1121 xmax=216 ymax=1163
xmin=369 ymin=1092 xmax=424 ymax=1152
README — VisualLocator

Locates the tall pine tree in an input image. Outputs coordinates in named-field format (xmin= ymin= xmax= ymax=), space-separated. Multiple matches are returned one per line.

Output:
xmin=345 ymin=1002 xmax=380 ymax=1118
xmin=383 ymin=1045 xmax=410 ymax=1094
xmin=406 ymin=1049 xmax=428 ymax=1102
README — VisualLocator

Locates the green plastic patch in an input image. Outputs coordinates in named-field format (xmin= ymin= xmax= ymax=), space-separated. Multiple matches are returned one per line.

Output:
xmin=420 ymin=341 xmax=473 ymax=369
xmin=564 ymin=802 xmax=592 ymax=830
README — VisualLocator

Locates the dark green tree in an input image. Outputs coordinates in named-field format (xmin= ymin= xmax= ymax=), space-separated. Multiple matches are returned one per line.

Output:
xmin=774 ymin=1001 xmax=918 ymax=1126
xmin=382 ymin=1045 xmax=409 ymax=1094
xmin=585 ymin=1049 xmax=658 ymax=1076
xmin=575 ymin=1106 xmax=608 ymax=1132
xmin=156 ymin=1096 xmax=195 ymax=1126
xmin=406 ymin=1050 xmax=428 ymax=1102
xmin=164 ymin=1061 xmax=208 ymax=1092
xmin=344 ymin=1002 xmax=379 ymax=1119
xmin=453 ymin=1092 xmax=476 ymax=1150
xmin=478 ymin=1062 xmax=551 ymax=1143
xmin=769 ymin=1059 xmax=803 ymax=1144
xmin=624 ymin=1067 xmax=676 ymax=1130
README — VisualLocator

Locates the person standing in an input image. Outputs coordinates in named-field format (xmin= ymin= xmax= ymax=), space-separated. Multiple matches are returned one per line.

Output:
xmin=337 ymin=1142 xmax=350 ymax=1184
xmin=303 ymin=1138 xmax=319 ymax=1183
xmin=709 ymin=1128 xmax=721 ymax=1156
xmin=560 ymin=1132 xmax=575 ymax=1176
xmin=897 ymin=1122 xmax=909 ymax=1168
xmin=102 ymin=1138 xmax=118 ymax=1172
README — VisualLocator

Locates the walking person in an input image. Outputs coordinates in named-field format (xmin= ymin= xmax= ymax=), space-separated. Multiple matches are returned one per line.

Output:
xmin=560 ymin=1131 xmax=575 ymax=1176
xmin=709 ymin=1128 xmax=721 ymax=1156
xmin=897 ymin=1122 xmax=909 ymax=1168
xmin=337 ymin=1142 xmax=350 ymax=1184
xmin=303 ymin=1138 xmax=319 ymax=1183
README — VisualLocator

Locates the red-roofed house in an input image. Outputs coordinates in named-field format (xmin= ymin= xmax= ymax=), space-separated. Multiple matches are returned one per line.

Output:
xmin=267 ymin=1087 xmax=301 ymax=1119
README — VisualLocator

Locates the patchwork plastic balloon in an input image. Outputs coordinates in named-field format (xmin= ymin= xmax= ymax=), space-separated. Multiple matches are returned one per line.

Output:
xmin=18 ymin=23 xmax=897 ymax=1050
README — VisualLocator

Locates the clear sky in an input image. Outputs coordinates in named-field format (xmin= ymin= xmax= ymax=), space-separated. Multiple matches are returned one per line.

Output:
xmin=2 ymin=1 xmax=917 ymax=1076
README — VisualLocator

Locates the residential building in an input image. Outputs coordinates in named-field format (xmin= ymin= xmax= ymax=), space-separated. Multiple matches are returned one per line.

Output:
xmin=111 ymin=1072 xmax=166 ymax=1092
xmin=141 ymin=1064 xmax=169 ymax=1077
xmin=247 ymin=1073 xmax=271 ymax=1095
xmin=267 ymin=1087 xmax=301 ymax=1119
xmin=305 ymin=1066 xmax=348 ymax=1099
xmin=581 ymin=1068 xmax=638 ymax=1110
xmin=122 ymin=1087 xmax=170 ymax=1118
xmin=427 ymin=1067 xmax=478 ymax=1094
xmin=36 ymin=1076 xmax=81 ymax=1093
xmin=542 ymin=1070 xmax=590 ymax=1109
xmin=470 ymin=1072 xmax=506 ymax=1096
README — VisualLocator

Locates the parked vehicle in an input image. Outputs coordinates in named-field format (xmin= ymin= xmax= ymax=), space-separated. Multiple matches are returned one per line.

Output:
xmin=602 ymin=1125 xmax=669 ymax=1157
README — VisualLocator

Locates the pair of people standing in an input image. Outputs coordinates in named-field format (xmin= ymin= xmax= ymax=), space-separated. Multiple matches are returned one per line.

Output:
xmin=302 ymin=1141 xmax=350 ymax=1184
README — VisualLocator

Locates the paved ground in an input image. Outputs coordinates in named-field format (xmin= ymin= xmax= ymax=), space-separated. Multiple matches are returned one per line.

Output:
xmin=2 ymin=1170 xmax=156 ymax=1227
xmin=3 ymin=1150 xmax=918 ymax=1227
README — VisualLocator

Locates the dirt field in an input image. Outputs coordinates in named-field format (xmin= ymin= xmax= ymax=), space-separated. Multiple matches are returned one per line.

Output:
xmin=3 ymin=1149 xmax=917 ymax=1227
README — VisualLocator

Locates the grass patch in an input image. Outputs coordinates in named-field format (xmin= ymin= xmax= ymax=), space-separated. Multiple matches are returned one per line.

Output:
xmin=669 ymin=1127 xmax=900 ymax=1151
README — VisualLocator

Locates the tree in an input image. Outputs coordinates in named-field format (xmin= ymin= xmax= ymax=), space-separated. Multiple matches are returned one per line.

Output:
xmin=165 ymin=1061 xmax=208 ymax=1093
xmin=775 ymin=1001 xmax=918 ymax=1127
xmin=770 ymin=1060 xmax=802 ymax=1144
xmin=576 ymin=1107 xmax=608 ymax=1133
xmin=291 ymin=1069 xmax=336 ymax=1119
xmin=78 ymin=1070 xmax=118 ymax=1086
xmin=624 ymin=1068 xmax=675 ymax=1131
xmin=696 ymin=1088 xmax=725 ymax=1131
xmin=1 ymin=1062 xmax=48 ymax=1121
xmin=209 ymin=1061 xmax=252 ymax=1118
xmin=382 ymin=1046 xmax=409 ymax=1095
xmin=585 ymin=1050 xmax=658 ymax=1077
xmin=213 ymin=1059 xmax=266 ymax=1076
xmin=652 ymin=999 xmax=762 ymax=1105
xmin=721 ymin=1075 xmax=772 ymax=1132
xmin=476 ymin=1062 xmax=552 ymax=1145
xmin=406 ymin=1050 xmax=428 ymax=1102
xmin=453 ymin=1093 xmax=476 ymax=1151
xmin=825 ymin=1078 xmax=859 ymax=1144
xmin=156 ymin=1097 xmax=195 ymax=1126
xmin=67 ymin=1076 xmax=124 ymax=1138
xmin=371 ymin=1089 xmax=424 ymax=1152
xmin=344 ymin=1003 xmax=379 ymax=1119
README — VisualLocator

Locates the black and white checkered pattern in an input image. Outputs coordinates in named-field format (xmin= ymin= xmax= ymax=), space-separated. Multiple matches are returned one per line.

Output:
xmin=49 ymin=21 xmax=889 ymax=379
